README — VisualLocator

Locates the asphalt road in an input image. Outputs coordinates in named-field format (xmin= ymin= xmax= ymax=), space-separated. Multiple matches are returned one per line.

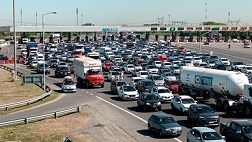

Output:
xmin=1 ymin=42 xmax=252 ymax=142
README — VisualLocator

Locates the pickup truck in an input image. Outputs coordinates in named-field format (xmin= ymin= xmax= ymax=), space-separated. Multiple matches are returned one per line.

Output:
xmin=220 ymin=120 xmax=252 ymax=142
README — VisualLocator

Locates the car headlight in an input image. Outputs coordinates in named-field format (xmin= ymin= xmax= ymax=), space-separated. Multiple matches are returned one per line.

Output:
xmin=199 ymin=116 xmax=205 ymax=120
xmin=123 ymin=94 xmax=128 ymax=97
xmin=165 ymin=128 xmax=171 ymax=132
xmin=145 ymin=88 xmax=150 ymax=91
xmin=157 ymin=102 xmax=161 ymax=105
xmin=146 ymin=103 xmax=150 ymax=105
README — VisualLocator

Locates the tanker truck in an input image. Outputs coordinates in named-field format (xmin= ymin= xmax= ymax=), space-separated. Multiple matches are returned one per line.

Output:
xmin=179 ymin=66 xmax=252 ymax=116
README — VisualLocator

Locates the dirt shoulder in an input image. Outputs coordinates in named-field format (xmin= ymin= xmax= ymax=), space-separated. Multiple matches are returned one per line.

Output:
xmin=0 ymin=68 xmax=44 ymax=105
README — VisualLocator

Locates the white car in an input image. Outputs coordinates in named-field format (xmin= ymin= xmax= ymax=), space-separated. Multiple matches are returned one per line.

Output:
xmin=153 ymin=61 xmax=162 ymax=68
xmin=187 ymin=127 xmax=226 ymax=142
xmin=137 ymin=71 xmax=149 ymax=79
xmin=162 ymin=62 xmax=172 ymax=68
xmin=107 ymin=71 xmax=123 ymax=81
xmin=232 ymin=61 xmax=245 ymax=70
xmin=129 ymin=77 xmax=143 ymax=88
xmin=125 ymin=64 xmax=135 ymax=74
xmin=61 ymin=76 xmax=77 ymax=93
xmin=171 ymin=95 xmax=197 ymax=113
xmin=17 ymin=44 xmax=23 ymax=49
xmin=219 ymin=58 xmax=230 ymax=66
xmin=241 ymin=65 xmax=252 ymax=74
xmin=118 ymin=85 xmax=139 ymax=100
xmin=151 ymin=86 xmax=174 ymax=102
xmin=61 ymin=55 xmax=67 ymax=61
xmin=244 ymin=43 xmax=251 ymax=48
xmin=30 ymin=60 xmax=38 ymax=69
xmin=193 ymin=57 xmax=202 ymax=63
xmin=146 ymin=65 xmax=159 ymax=74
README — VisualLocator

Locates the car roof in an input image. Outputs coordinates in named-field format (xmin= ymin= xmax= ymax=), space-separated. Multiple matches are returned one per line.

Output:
xmin=230 ymin=120 xmax=252 ymax=126
xmin=152 ymin=113 xmax=172 ymax=118
xmin=192 ymin=127 xmax=217 ymax=133
xmin=176 ymin=95 xmax=192 ymax=99
xmin=156 ymin=86 xmax=168 ymax=89
xmin=132 ymin=77 xmax=143 ymax=80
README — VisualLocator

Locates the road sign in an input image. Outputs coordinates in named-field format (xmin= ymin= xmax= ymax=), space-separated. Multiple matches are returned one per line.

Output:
xmin=22 ymin=74 xmax=44 ymax=85
xmin=170 ymin=27 xmax=175 ymax=31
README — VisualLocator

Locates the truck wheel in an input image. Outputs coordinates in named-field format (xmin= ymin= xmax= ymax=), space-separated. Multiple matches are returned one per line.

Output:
xmin=223 ymin=101 xmax=230 ymax=112
xmin=86 ymin=81 xmax=89 ymax=88
xmin=101 ymin=84 xmax=104 ymax=88
xmin=245 ymin=105 xmax=251 ymax=116
xmin=196 ymin=120 xmax=201 ymax=127
xmin=216 ymin=100 xmax=223 ymax=111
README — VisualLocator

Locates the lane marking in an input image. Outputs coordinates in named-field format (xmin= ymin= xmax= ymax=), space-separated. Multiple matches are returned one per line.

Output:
xmin=89 ymin=93 xmax=94 ymax=96
xmin=95 ymin=96 xmax=183 ymax=142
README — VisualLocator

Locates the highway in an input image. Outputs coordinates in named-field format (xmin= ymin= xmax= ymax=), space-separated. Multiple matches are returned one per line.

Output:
xmin=1 ymin=42 xmax=252 ymax=142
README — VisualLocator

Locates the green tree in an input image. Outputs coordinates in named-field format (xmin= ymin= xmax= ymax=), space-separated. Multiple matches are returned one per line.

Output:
xmin=203 ymin=21 xmax=226 ymax=25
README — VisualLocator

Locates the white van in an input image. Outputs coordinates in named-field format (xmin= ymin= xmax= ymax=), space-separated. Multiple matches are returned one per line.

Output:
xmin=29 ymin=47 xmax=38 ymax=54
xmin=36 ymin=53 xmax=44 ymax=61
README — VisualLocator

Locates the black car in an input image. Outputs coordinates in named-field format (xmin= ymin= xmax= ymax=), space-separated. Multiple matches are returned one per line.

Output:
xmin=141 ymin=63 xmax=148 ymax=70
xmin=137 ymin=92 xmax=161 ymax=111
xmin=110 ymin=80 xmax=127 ymax=94
xmin=48 ymin=59 xmax=58 ymax=68
xmin=187 ymin=104 xmax=220 ymax=127
xmin=37 ymin=63 xmax=50 ymax=74
xmin=136 ymin=79 xmax=157 ymax=93
xmin=220 ymin=120 xmax=252 ymax=142
xmin=55 ymin=66 xmax=71 ymax=77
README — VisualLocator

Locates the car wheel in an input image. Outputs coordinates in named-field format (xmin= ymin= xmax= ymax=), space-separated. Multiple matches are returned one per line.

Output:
xmin=245 ymin=105 xmax=251 ymax=116
xmin=101 ymin=84 xmax=104 ymax=88
xmin=148 ymin=123 xmax=152 ymax=131
xmin=187 ymin=139 xmax=190 ymax=142
xmin=180 ymin=108 xmax=184 ymax=114
xmin=171 ymin=103 xmax=175 ymax=110
xmin=159 ymin=130 xmax=163 ymax=137
xmin=216 ymin=99 xmax=223 ymax=111
xmin=223 ymin=101 xmax=230 ymax=112
xmin=143 ymin=106 xmax=146 ymax=111
xmin=187 ymin=115 xmax=190 ymax=122
xmin=196 ymin=120 xmax=200 ymax=127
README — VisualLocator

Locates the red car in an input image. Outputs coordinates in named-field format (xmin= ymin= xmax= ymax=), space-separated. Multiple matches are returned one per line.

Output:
xmin=163 ymin=79 xmax=179 ymax=93
xmin=72 ymin=50 xmax=82 ymax=58
xmin=103 ymin=62 xmax=114 ymax=72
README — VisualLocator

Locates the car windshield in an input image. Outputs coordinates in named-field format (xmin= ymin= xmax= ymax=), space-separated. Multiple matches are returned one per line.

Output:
xmin=144 ymin=95 xmax=159 ymax=101
xmin=202 ymin=132 xmax=222 ymax=140
xmin=181 ymin=98 xmax=195 ymax=104
xmin=148 ymin=65 xmax=157 ymax=69
xmin=116 ymin=82 xmax=126 ymax=86
xmin=158 ymin=89 xmax=170 ymax=93
xmin=221 ymin=59 xmax=228 ymax=61
xmin=170 ymin=81 xmax=179 ymax=85
xmin=51 ymin=60 xmax=57 ymax=63
xmin=128 ymin=65 xmax=134 ymax=68
xmin=140 ymin=72 xmax=148 ymax=75
xmin=124 ymin=86 xmax=136 ymax=91
xmin=234 ymin=62 xmax=244 ymax=65
xmin=144 ymin=81 xmax=155 ymax=86
xmin=112 ymin=72 xmax=121 ymax=75
xmin=133 ymin=79 xmax=142 ymax=82
xmin=159 ymin=117 xmax=176 ymax=124
xmin=88 ymin=70 xmax=101 ymax=75
xmin=197 ymin=106 xmax=215 ymax=113
xmin=246 ymin=67 xmax=252 ymax=70
xmin=153 ymin=76 xmax=162 ymax=80
xmin=39 ymin=64 xmax=49 ymax=68
xmin=242 ymin=125 xmax=252 ymax=134
xmin=64 ymin=81 xmax=75 ymax=85
xmin=59 ymin=67 xmax=69 ymax=70
xmin=155 ymin=61 xmax=161 ymax=64
xmin=173 ymin=66 xmax=179 ymax=69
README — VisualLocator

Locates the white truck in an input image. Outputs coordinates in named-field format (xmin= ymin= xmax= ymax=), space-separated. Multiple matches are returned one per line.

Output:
xmin=179 ymin=66 xmax=252 ymax=116
xmin=74 ymin=57 xmax=105 ymax=88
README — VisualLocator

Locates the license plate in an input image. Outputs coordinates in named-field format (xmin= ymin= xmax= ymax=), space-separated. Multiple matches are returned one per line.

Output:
xmin=64 ymin=72 xmax=67 ymax=75
xmin=153 ymin=105 xmax=156 ymax=108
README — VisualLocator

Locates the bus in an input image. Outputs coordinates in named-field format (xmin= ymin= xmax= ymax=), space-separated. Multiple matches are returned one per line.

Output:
xmin=87 ymin=52 xmax=100 ymax=60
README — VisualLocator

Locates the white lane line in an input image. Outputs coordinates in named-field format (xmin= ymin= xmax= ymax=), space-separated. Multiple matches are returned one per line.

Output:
xmin=89 ymin=93 xmax=94 ymax=95
xmin=85 ymin=91 xmax=89 ymax=93
xmin=95 ymin=96 xmax=183 ymax=142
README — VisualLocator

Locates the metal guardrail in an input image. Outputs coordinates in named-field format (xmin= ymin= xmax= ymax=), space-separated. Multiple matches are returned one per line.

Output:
xmin=0 ymin=65 xmax=52 ymax=110
xmin=0 ymin=105 xmax=88 ymax=127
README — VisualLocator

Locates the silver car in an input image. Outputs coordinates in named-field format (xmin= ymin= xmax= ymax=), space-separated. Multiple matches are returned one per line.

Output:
xmin=61 ymin=76 xmax=76 ymax=93
xmin=187 ymin=127 xmax=225 ymax=142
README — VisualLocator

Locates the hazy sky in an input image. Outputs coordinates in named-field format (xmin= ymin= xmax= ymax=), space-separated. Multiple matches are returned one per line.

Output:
xmin=0 ymin=0 xmax=251 ymax=26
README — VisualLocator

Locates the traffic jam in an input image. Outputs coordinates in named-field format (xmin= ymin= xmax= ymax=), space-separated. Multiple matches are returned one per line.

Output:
xmin=19 ymin=33 xmax=252 ymax=142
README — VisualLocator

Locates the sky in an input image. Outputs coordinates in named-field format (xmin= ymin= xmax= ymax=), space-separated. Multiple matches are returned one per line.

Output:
xmin=0 ymin=0 xmax=251 ymax=26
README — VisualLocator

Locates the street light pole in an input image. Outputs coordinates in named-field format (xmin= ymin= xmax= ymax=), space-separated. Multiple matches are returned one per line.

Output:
xmin=13 ymin=0 xmax=17 ymax=81
xmin=199 ymin=31 xmax=211 ymax=53
xmin=42 ymin=11 xmax=57 ymax=93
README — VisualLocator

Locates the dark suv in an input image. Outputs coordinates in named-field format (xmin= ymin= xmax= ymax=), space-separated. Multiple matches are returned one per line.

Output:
xmin=110 ymin=80 xmax=127 ymax=94
xmin=37 ymin=63 xmax=50 ymax=74
xmin=137 ymin=92 xmax=161 ymax=111
xmin=187 ymin=104 xmax=220 ymax=127
xmin=136 ymin=79 xmax=157 ymax=93
xmin=55 ymin=66 xmax=71 ymax=78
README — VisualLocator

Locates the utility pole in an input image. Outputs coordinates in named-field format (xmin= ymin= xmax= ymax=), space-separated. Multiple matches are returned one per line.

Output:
xmin=13 ymin=0 xmax=17 ymax=81
xmin=81 ymin=14 xmax=83 ymax=25
xmin=157 ymin=17 xmax=164 ymax=26
xmin=168 ymin=14 xmax=171 ymax=26
xmin=228 ymin=12 xmax=230 ymax=26
xmin=36 ymin=12 xmax=37 ymax=26
xmin=205 ymin=1 xmax=207 ymax=22
xmin=20 ymin=9 xmax=22 ymax=26
xmin=76 ymin=8 xmax=79 ymax=26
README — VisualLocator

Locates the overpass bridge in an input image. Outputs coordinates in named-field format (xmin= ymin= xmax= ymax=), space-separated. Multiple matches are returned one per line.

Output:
xmin=1 ymin=25 xmax=252 ymax=33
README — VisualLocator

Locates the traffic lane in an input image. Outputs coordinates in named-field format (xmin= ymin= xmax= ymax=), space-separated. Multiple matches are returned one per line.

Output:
xmin=179 ymin=42 xmax=252 ymax=64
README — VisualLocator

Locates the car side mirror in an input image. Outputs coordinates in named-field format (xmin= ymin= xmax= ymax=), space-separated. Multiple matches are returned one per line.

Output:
xmin=236 ymin=131 xmax=241 ymax=134
xmin=196 ymin=137 xmax=201 ymax=140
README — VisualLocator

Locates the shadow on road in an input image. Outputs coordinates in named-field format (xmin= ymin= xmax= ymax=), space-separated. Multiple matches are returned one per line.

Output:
xmin=127 ymin=106 xmax=142 ymax=112
xmin=137 ymin=129 xmax=179 ymax=139
xmin=162 ymin=108 xmax=185 ymax=116
xmin=110 ymin=96 xmax=123 ymax=101
xmin=98 ymin=90 xmax=114 ymax=95
xmin=176 ymin=120 xmax=193 ymax=129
